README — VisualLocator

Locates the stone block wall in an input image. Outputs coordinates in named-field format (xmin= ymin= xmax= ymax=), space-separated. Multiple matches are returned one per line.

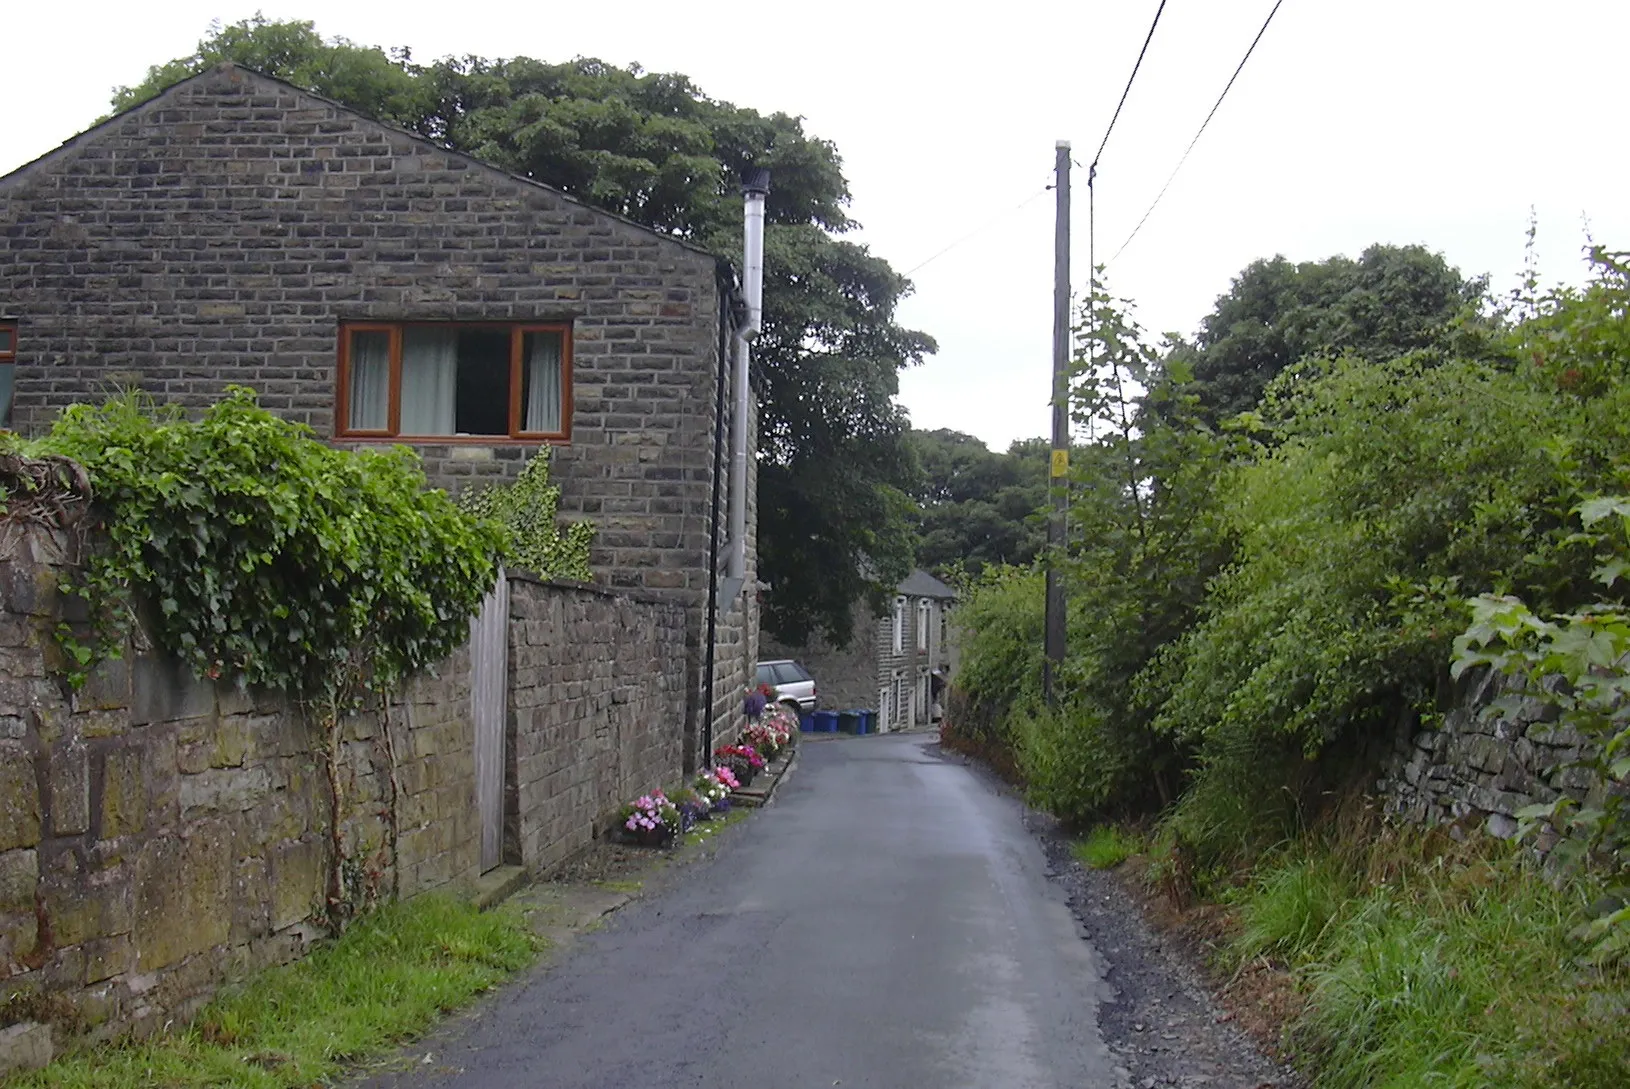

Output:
xmin=505 ymin=574 xmax=686 ymax=872
xmin=1377 ymin=669 xmax=1620 ymax=847
xmin=0 ymin=525 xmax=479 ymax=1041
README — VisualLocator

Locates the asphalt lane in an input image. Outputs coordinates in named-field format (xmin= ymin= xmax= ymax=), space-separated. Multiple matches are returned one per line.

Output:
xmin=368 ymin=733 xmax=1114 ymax=1088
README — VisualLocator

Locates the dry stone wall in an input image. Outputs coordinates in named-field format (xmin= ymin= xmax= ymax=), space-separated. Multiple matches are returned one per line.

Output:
xmin=0 ymin=525 xmax=480 ymax=1041
xmin=1377 ymin=669 xmax=1617 ymax=848
xmin=0 ymin=531 xmax=690 ymax=1047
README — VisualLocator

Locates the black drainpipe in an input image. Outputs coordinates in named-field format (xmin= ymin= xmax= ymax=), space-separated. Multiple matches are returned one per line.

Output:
xmin=702 ymin=259 xmax=735 ymax=768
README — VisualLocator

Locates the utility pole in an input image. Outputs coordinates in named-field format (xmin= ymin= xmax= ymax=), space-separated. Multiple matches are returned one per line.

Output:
xmin=1043 ymin=141 xmax=1070 ymax=705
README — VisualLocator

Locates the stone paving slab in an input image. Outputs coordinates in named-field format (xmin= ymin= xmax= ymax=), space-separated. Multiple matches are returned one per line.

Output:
xmin=727 ymin=747 xmax=798 ymax=807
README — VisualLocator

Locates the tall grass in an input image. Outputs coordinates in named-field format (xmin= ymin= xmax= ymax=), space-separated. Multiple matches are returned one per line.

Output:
xmin=1073 ymin=826 xmax=1141 ymax=870
xmin=1222 ymin=832 xmax=1630 ymax=1088
xmin=1231 ymin=854 xmax=1354 ymax=964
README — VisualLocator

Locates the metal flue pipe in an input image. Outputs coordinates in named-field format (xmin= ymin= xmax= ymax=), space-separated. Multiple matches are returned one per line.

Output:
xmin=724 ymin=168 xmax=769 ymax=601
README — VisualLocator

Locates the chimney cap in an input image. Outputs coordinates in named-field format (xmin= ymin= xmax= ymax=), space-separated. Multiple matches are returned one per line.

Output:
xmin=742 ymin=167 xmax=771 ymax=197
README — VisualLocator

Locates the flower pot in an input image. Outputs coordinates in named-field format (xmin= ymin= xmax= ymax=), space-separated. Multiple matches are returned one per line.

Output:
xmin=627 ymin=826 xmax=674 ymax=848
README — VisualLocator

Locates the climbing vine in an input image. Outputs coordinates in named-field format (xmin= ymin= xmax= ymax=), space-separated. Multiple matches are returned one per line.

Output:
xmin=458 ymin=451 xmax=594 ymax=581
xmin=28 ymin=389 xmax=505 ymax=699
xmin=15 ymin=388 xmax=507 ymax=925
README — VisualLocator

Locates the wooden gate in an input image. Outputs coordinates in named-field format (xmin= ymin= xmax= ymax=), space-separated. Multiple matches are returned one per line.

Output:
xmin=469 ymin=571 xmax=510 ymax=873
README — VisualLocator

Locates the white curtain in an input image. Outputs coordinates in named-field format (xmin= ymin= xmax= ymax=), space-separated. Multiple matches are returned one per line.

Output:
xmin=401 ymin=327 xmax=458 ymax=435
xmin=524 ymin=332 xmax=563 ymax=433
xmin=347 ymin=331 xmax=390 ymax=431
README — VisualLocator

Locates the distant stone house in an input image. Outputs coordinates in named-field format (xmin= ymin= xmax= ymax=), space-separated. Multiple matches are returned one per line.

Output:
xmin=0 ymin=63 xmax=758 ymax=763
xmin=761 ymin=569 xmax=957 ymax=731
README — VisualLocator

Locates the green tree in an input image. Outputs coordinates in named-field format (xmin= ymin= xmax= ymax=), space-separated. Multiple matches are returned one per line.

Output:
xmin=114 ymin=17 xmax=933 ymax=646
xmin=907 ymin=429 xmax=1049 ymax=577
xmin=1155 ymin=244 xmax=1483 ymax=427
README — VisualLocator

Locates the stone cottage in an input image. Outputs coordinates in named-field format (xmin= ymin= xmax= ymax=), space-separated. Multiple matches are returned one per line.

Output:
xmin=761 ymin=569 xmax=956 ymax=731
xmin=0 ymin=63 xmax=758 ymax=765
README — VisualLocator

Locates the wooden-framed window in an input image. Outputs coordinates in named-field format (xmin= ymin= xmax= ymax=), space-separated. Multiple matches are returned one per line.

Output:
xmin=892 ymin=596 xmax=907 ymax=655
xmin=336 ymin=321 xmax=572 ymax=442
xmin=0 ymin=321 xmax=16 ymax=430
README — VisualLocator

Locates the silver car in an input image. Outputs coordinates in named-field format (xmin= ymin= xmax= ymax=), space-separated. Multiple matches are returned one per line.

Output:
xmin=756 ymin=659 xmax=817 ymax=713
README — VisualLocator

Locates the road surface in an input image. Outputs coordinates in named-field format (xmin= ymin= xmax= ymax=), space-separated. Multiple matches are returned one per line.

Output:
xmin=363 ymin=733 xmax=1116 ymax=1088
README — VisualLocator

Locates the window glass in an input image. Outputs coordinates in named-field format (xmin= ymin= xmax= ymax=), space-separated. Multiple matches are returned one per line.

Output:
xmin=341 ymin=322 xmax=569 ymax=441
xmin=521 ymin=330 xmax=564 ymax=434
xmin=1 ymin=323 xmax=16 ymax=430
xmin=347 ymin=330 xmax=391 ymax=431
xmin=773 ymin=663 xmax=806 ymax=685
xmin=401 ymin=327 xmax=458 ymax=435
xmin=755 ymin=664 xmax=775 ymax=686
xmin=453 ymin=327 xmax=511 ymax=435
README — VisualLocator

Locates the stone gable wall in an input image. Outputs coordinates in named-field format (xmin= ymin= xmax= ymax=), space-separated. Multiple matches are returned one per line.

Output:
xmin=0 ymin=62 xmax=756 ymax=771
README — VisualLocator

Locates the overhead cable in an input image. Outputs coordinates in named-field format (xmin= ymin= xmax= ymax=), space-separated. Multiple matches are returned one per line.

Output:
xmin=900 ymin=182 xmax=1053 ymax=278
xmin=1107 ymin=0 xmax=1287 ymax=266
xmin=1089 ymin=0 xmax=1171 ymax=178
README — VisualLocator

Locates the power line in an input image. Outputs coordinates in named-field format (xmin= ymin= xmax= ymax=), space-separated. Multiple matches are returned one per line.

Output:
xmin=1090 ymin=0 xmax=1170 ymax=175
xmin=1107 ymin=0 xmax=1287 ymax=267
xmin=900 ymin=182 xmax=1053 ymax=278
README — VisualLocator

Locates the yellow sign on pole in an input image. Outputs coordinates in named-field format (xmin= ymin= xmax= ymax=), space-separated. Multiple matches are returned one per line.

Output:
xmin=1051 ymin=449 xmax=1069 ymax=478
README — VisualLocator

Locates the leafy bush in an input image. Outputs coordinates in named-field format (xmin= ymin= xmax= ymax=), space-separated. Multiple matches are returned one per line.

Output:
xmin=1016 ymin=701 xmax=1149 ymax=820
xmin=1453 ymin=496 xmax=1630 ymax=963
xmin=1143 ymin=253 xmax=1630 ymax=856
xmin=947 ymin=565 xmax=1048 ymax=743
xmin=30 ymin=389 xmax=504 ymax=702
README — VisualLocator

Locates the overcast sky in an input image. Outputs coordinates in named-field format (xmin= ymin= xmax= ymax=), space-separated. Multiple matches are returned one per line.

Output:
xmin=6 ymin=2 xmax=1625 ymax=451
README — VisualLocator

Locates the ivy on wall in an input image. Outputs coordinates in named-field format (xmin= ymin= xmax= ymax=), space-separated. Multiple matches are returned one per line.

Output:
xmin=4 ymin=388 xmax=509 ymax=925
xmin=458 ymin=452 xmax=594 ymax=582
xmin=19 ymin=389 xmax=505 ymax=703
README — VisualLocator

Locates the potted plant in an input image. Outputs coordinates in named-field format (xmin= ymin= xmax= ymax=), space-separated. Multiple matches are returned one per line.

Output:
xmin=763 ymin=705 xmax=799 ymax=750
xmin=670 ymin=786 xmax=706 ymax=830
xmin=714 ymin=744 xmax=765 ymax=787
xmin=709 ymin=765 xmax=740 ymax=805
xmin=743 ymin=722 xmax=780 ymax=762
xmin=694 ymin=770 xmax=732 ymax=814
xmin=619 ymin=791 xmax=682 ymax=847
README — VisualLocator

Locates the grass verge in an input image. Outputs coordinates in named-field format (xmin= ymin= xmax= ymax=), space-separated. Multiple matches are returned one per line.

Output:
xmin=1204 ymin=831 xmax=1630 ymax=1088
xmin=13 ymin=894 xmax=538 ymax=1089
xmin=684 ymin=806 xmax=749 ymax=849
